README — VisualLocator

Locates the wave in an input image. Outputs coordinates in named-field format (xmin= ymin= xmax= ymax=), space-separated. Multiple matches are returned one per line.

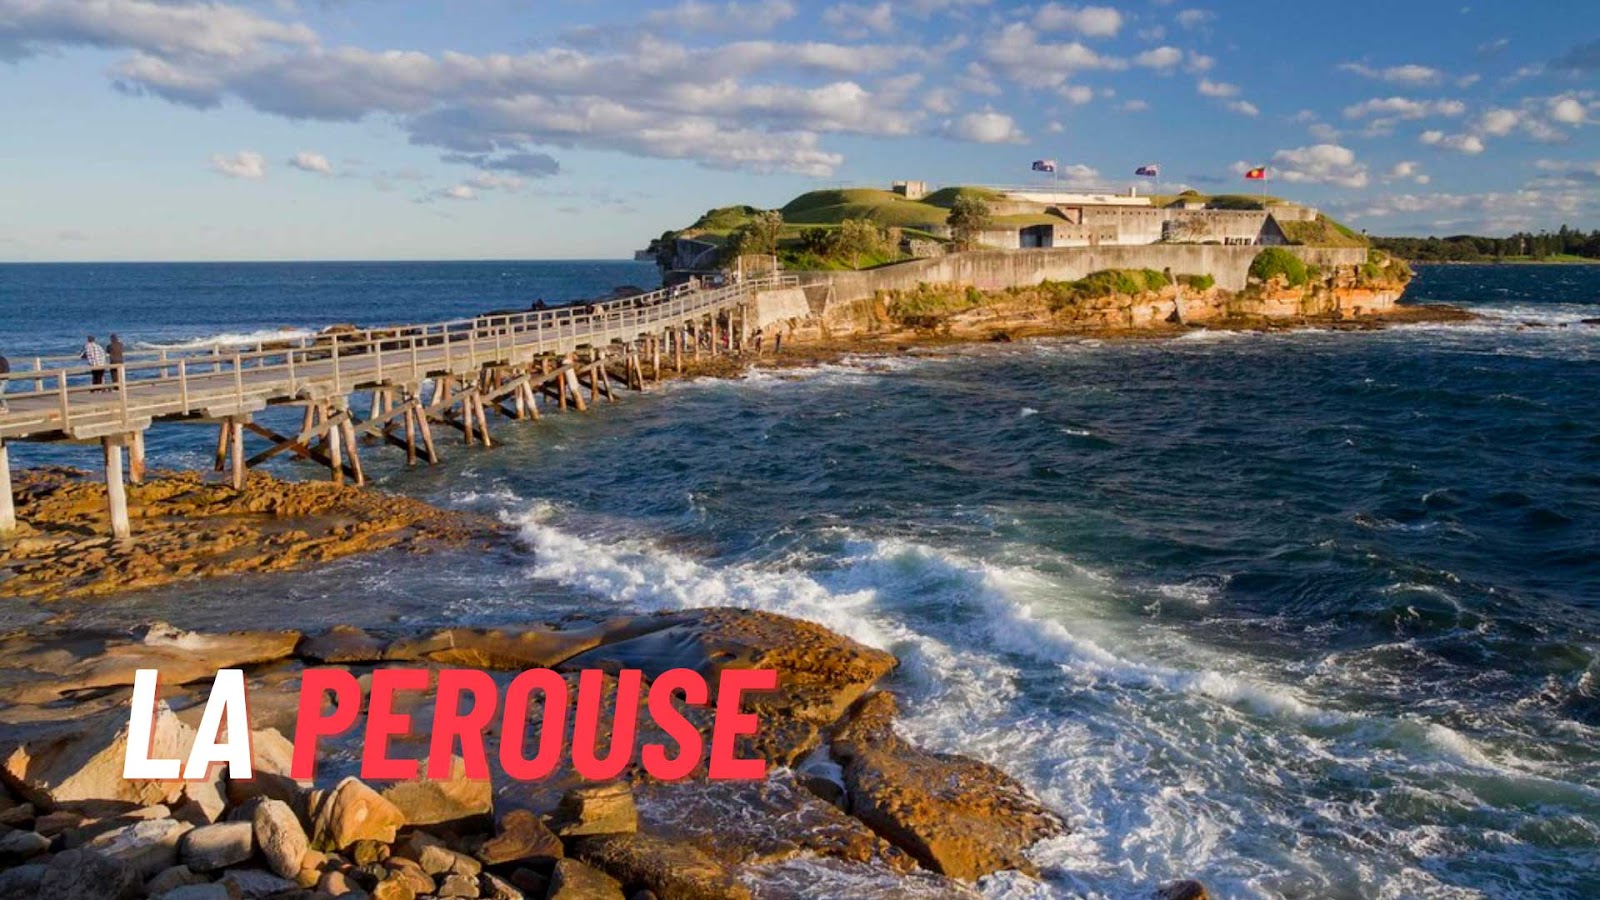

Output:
xmin=134 ymin=327 xmax=318 ymax=351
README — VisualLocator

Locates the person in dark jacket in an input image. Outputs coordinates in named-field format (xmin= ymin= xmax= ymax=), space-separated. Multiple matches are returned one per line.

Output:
xmin=107 ymin=334 xmax=126 ymax=384
xmin=0 ymin=350 xmax=9 ymax=412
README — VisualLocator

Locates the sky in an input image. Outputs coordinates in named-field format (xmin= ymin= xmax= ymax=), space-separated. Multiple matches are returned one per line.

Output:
xmin=0 ymin=0 xmax=1597 ymax=261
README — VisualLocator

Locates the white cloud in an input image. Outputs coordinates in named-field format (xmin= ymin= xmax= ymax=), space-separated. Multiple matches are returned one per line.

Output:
xmin=1133 ymin=46 xmax=1183 ymax=71
xmin=946 ymin=110 xmax=1025 ymax=143
xmin=1477 ymin=108 xmax=1520 ymax=136
xmin=442 ymin=184 xmax=476 ymax=200
xmin=822 ymin=2 xmax=893 ymax=37
xmin=1032 ymin=4 xmax=1123 ymax=37
xmin=287 ymin=150 xmax=332 ymax=174
xmin=1119 ymin=99 xmax=1149 ymax=112
xmin=1549 ymin=95 xmax=1588 ymax=125
xmin=1059 ymin=84 xmax=1093 ymax=104
xmin=1343 ymin=97 xmax=1466 ymax=120
xmin=1196 ymin=78 xmax=1238 ymax=98
xmin=466 ymin=172 xmax=524 ymax=192
xmin=209 ymin=150 xmax=266 ymax=179
xmin=1338 ymin=62 xmax=1445 ymax=86
xmin=1384 ymin=160 xmax=1429 ymax=184
xmin=1226 ymin=100 xmax=1260 ymax=117
xmin=1419 ymin=130 xmax=1486 ymax=154
xmin=1175 ymin=8 xmax=1213 ymax=29
xmin=1270 ymin=143 xmax=1369 ymax=188
xmin=980 ymin=23 xmax=1125 ymax=88
xmin=0 ymin=0 xmax=316 ymax=61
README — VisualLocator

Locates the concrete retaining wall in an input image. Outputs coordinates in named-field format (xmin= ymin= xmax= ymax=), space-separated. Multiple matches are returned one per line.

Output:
xmin=751 ymin=287 xmax=814 ymax=329
xmin=792 ymin=245 xmax=1369 ymax=307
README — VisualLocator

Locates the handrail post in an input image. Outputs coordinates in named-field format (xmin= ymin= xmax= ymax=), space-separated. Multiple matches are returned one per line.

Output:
xmin=233 ymin=352 xmax=244 ymax=408
xmin=179 ymin=360 xmax=189 ymax=412
xmin=287 ymin=349 xmax=296 ymax=395
xmin=332 ymin=333 xmax=341 ymax=391
xmin=57 ymin=371 xmax=70 ymax=428
xmin=33 ymin=358 xmax=43 ymax=393
xmin=118 ymin=366 xmax=130 ymax=426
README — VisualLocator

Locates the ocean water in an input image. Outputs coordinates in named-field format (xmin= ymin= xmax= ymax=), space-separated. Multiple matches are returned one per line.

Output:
xmin=4 ymin=261 xmax=1600 ymax=898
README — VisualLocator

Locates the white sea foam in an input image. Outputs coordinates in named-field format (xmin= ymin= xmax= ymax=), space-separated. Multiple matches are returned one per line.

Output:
xmin=135 ymin=328 xmax=317 ymax=351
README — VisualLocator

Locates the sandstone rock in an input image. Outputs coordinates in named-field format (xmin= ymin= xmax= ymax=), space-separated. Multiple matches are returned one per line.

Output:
xmin=0 ymin=622 xmax=300 ymax=706
xmin=381 ymin=624 xmax=613 ymax=669
xmin=380 ymin=857 xmax=435 ymax=895
xmin=0 ymin=702 xmax=193 ymax=809
xmin=547 ymin=859 xmax=624 ymax=900
xmin=552 ymin=783 xmax=637 ymax=837
xmin=295 ymin=626 xmax=391 ymax=664
xmin=84 ymin=817 xmax=193 ymax=878
xmin=1155 ymin=879 xmax=1210 ymax=900
xmin=479 ymin=872 xmax=525 ymax=900
xmin=572 ymin=832 xmax=751 ymax=900
xmin=180 ymin=820 xmax=256 ymax=872
xmin=0 ymin=825 xmax=50 ymax=864
xmin=437 ymin=872 xmax=481 ymax=898
xmin=417 ymin=843 xmax=482 ymax=879
xmin=350 ymin=839 xmax=390 ymax=866
xmin=371 ymin=878 xmax=417 ymax=900
xmin=380 ymin=755 xmax=492 ymax=830
xmin=308 ymin=777 xmax=406 ymax=851
xmin=317 ymin=869 xmax=363 ymax=897
xmin=830 ymin=691 xmax=1065 ymax=881
xmin=219 ymin=868 xmax=296 ymax=899
xmin=225 ymin=727 xmax=310 ymax=808
xmin=0 ymin=801 xmax=34 ymax=827
xmin=37 ymin=847 xmax=142 ymax=900
xmin=476 ymin=809 xmax=562 ymax=867
xmin=252 ymin=798 xmax=308 ymax=879
xmin=144 ymin=864 xmax=209 ymax=895
xmin=34 ymin=809 xmax=84 ymax=837
xmin=178 ymin=773 xmax=228 ymax=825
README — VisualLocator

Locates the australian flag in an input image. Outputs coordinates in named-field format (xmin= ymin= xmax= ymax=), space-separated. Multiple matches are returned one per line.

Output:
xmin=1135 ymin=164 xmax=1160 ymax=177
xmin=1031 ymin=159 xmax=1057 ymax=173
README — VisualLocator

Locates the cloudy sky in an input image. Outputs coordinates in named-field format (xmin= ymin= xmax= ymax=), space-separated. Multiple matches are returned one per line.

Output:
xmin=2 ymin=0 xmax=1597 ymax=261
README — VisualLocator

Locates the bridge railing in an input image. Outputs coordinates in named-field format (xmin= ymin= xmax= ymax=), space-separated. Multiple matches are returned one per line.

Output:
xmin=0 ymin=275 xmax=797 ymax=435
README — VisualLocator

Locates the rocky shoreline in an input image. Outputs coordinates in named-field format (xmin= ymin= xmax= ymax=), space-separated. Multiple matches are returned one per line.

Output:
xmin=0 ymin=610 xmax=1198 ymax=900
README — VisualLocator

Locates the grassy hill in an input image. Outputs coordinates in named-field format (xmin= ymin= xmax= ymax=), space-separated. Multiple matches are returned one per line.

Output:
xmin=1279 ymin=215 xmax=1368 ymax=248
xmin=779 ymin=189 xmax=950 ymax=230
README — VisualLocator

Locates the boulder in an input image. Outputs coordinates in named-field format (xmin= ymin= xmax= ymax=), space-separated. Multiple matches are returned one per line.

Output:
xmin=417 ymin=843 xmax=482 ymax=879
xmin=0 ymin=702 xmax=194 ymax=808
xmin=380 ymin=756 xmax=492 ymax=830
xmin=225 ymin=727 xmax=309 ymax=808
xmin=476 ymin=809 xmax=562 ymax=867
xmin=308 ymin=777 xmax=406 ymax=851
xmin=0 ymin=863 xmax=46 ymax=900
xmin=437 ymin=872 xmax=480 ymax=897
xmin=571 ymin=832 xmax=751 ymax=900
xmin=380 ymin=624 xmax=615 ymax=669
xmin=829 ymin=691 xmax=1065 ymax=881
xmin=159 ymin=885 xmax=236 ymax=900
xmin=479 ymin=872 xmax=525 ymax=900
xmin=552 ymin=783 xmax=638 ymax=837
xmin=0 ymin=825 xmax=51 ymax=864
xmin=37 ymin=848 xmax=142 ymax=900
xmin=252 ymin=798 xmax=308 ymax=879
xmin=144 ymin=864 xmax=210 ymax=895
xmin=547 ymin=859 xmax=624 ymax=900
xmin=84 ymin=817 xmax=194 ymax=878
xmin=180 ymin=820 xmax=256 ymax=872
xmin=218 ymin=868 xmax=296 ymax=899
xmin=379 ymin=857 xmax=435 ymax=895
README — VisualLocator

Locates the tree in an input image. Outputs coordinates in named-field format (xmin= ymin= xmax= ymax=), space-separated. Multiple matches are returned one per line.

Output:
xmin=728 ymin=210 xmax=784 ymax=260
xmin=836 ymin=218 xmax=889 ymax=269
xmin=947 ymin=196 xmax=992 ymax=251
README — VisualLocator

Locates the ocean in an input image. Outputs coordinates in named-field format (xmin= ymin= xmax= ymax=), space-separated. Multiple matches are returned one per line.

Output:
xmin=2 ymin=261 xmax=1598 ymax=898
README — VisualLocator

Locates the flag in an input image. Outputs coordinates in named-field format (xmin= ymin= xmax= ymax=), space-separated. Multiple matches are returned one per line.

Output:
xmin=1244 ymin=166 xmax=1267 ymax=180
xmin=1135 ymin=164 xmax=1160 ymax=177
xmin=1031 ymin=159 xmax=1057 ymax=173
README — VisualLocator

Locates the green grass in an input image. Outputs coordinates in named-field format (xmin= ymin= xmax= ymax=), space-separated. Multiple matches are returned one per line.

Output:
xmin=990 ymin=213 xmax=1070 ymax=228
xmin=1037 ymin=268 xmax=1171 ymax=310
xmin=779 ymin=189 xmax=950 ymax=230
xmin=920 ymin=186 xmax=1004 ymax=209
xmin=1280 ymin=215 xmax=1369 ymax=248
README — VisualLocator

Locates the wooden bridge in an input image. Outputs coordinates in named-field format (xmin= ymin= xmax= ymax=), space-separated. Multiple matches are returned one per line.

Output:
xmin=0 ymin=275 xmax=796 ymax=539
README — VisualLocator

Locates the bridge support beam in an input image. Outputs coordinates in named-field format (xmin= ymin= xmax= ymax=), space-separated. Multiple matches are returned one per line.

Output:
xmin=0 ymin=439 xmax=15 ymax=536
xmin=128 ymin=430 xmax=147 ymax=484
xmin=102 ymin=435 xmax=130 ymax=540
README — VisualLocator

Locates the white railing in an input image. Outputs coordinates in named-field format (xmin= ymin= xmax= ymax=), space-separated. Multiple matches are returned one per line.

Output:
xmin=0 ymin=275 xmax=797 ymax=435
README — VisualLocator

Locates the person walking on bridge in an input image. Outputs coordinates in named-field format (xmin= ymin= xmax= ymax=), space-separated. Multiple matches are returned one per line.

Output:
xmin=81 ymin=335 xmax=109 ymax=389
xmin=107 ymin=334 xmax=126 ymax=384
xmin=0 ymin=350 xmax=9 ymax=412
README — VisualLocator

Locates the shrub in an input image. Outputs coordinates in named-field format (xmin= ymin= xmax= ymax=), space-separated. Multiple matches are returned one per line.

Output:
xmin=1249 ymin=247 xmax=1309 ymax=287
xmin=885 ymin=283 xmax=985 ymax=328
xmin=1037 ymin=269 xmax=1172 ymax=311
xmin=1178 ymin=273 xmax=1215 ymax=291
xmin=947 ymin=196 xmax=993 ymax=251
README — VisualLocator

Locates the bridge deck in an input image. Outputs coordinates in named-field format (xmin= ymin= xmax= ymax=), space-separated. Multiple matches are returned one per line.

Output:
xmin=0 ymin=277 xmax=789 ymax=442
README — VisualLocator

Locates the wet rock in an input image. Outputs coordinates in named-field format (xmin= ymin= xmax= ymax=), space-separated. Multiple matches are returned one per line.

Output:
xmin=552 ymin=783 xmax=638 ymax=837
xmin=476 ymin=809 xmax=563 ymax=867
xmin=0 ymin=824 xmax=50 ymax=864
xmin=547 ymin=859 xmax=624 ymax=900
xmin=252 ymin=798 xmax=308 ymax=879
xmin=85 ymin=817 xmax=193 ymax=878
xmin=830 ymin=691 xmax=1065 ymax=881
xmin=0 ymin=802 xmax=34 ymax=827
xmin=295 ymin=626 xmax=391 ymax=664
xmin=559 ymin=609 xmax=896 ymax=767
xmin=571 ymin=832 xmax=751 ymax=900
xmin=180 ymin=820 xmax=256 ymax=872
xmin=38 ymin=847 xmax=142 ymax=900
xmin=308 ymin=778 xmax=406 ymax=851
xmin=1155 ymin=879 xmax=1210 ymax=900
xmin=382 ymin=625 xmax=613 ymax=669
xmin=380 ymin=755 xmax=492 ymax=830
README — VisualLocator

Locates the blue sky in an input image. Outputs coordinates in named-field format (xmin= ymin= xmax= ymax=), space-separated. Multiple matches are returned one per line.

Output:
xmin=1 ymin=0 xmax=1597 ymax=261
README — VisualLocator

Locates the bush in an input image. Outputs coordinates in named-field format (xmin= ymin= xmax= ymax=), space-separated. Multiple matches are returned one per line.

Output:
xmin=885 ymin=283 xmax=984 ymax=328
xmin=1037 ymin=268 xmax=1172 ymax=311
xmin=1249 ymin=247 xmax=1309 ymax=287
xmin=1178 ymin=273 xmax=1215 ymax=291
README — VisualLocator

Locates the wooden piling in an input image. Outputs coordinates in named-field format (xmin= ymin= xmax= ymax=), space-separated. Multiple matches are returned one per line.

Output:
xmin=325 ymin=406 xmax=344 ymax=485
xmin=0 ymin=440 xmax=15 ymax=535
xmin=103 ymin=436 xmax=130 ymax=540
xmin=229 ymin=418 xmax=245 ymax=490
xmin=128 ymin=429 xmax=147 ymax=484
